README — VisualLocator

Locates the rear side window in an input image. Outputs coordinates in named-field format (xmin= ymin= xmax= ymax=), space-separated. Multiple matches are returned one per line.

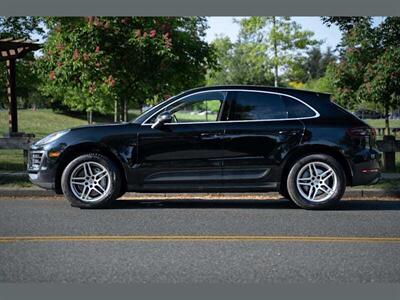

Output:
xmin=229 ymin=91 xmax=316 ymax=121
xmin=230 ymin=92 xmax=287 ymax=120
xmin=283 ymin=96 xmax=316 ymax=118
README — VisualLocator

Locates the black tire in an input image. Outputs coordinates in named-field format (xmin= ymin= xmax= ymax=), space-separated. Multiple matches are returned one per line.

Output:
xmin=116 ymin=188 xmax=126 ymax=199
xmin=61 ymin=153 xmax=122 ymax=208
xmin=279 ymin=186 xmax=291 ymax=200
xmin=286 ymin=154 xmax=346 ymax=210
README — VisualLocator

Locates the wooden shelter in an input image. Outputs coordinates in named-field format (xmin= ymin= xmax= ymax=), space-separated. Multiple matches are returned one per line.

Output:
xmin=0 ymin=38 xmax=41 ymax=136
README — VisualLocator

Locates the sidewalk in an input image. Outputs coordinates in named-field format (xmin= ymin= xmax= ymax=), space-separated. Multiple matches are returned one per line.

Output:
xmin=0 ymin=187 xmax=399 ymax=199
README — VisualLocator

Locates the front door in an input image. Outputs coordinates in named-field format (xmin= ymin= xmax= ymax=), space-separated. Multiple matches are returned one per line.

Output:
xmin=136 ymin=90 xmax=230 ymax=191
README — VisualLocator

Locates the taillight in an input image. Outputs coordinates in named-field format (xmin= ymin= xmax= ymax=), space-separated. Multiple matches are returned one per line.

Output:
xmin=347 ymin=126 xmax=376 ymax=138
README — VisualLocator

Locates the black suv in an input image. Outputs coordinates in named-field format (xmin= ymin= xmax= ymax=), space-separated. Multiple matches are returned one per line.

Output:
xmin=28 ymin=86 xmax=381 ymax=209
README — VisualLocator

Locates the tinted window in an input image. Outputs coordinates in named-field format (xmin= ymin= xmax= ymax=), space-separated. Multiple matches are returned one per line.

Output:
xmin=147 ymin=91 xmax=226 ymax=123
xmin=169 ymin=99 xmax=223 ymax=123
xmin=283 ymin=96 xmax=316 ymax=118
xmin=230 ymin=92 xmax=287 ymax=120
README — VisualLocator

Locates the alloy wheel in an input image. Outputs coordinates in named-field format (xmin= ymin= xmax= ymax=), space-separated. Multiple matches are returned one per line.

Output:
xmin=69 ymin=161 xmax=111 ymax=202
xmin=296 ymin=161 xmax=338 ymax=202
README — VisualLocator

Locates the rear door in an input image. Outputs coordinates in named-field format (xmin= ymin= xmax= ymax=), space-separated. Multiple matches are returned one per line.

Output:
xmin=221 ymin=90 xmax=313 ymax=189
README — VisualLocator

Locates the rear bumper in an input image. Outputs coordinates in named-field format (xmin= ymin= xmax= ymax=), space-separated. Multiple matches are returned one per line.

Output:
xmin=350 ymin=150 xmax=382 ymax=186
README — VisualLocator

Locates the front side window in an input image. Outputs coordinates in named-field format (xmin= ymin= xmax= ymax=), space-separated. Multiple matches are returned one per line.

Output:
xmin=147 ymin=91 xmax=227 ymax=124
xmin=229 ymin=91 xmax=317 ymax=121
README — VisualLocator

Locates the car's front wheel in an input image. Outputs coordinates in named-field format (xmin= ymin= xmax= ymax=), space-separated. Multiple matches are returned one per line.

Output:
xmin=287 ymin=154 xmax=346 ymax=209
xmin=61 ymin=153 xmax=121 ymax=208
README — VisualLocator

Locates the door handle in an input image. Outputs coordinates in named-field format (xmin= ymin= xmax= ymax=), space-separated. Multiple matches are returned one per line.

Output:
xmin=278 ymin=130 xmax=299 ymax=136
xmin=200 ymin=133 xmax=223 ymax=139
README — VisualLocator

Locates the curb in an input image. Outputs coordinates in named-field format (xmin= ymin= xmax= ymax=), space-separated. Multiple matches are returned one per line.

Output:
xmin=0 ymin=188 xmax=400 ymax=199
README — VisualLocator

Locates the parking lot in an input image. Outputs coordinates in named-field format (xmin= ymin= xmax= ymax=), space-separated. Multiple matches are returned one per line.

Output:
xmin=1 ymin=195 xmax=400 ymax=283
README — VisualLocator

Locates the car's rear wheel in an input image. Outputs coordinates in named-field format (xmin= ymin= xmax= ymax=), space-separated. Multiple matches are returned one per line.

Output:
xmin=287 ymin=154 xmax=346 ymax=209
xmin=61 ymin=153 xmax=121 ymax=208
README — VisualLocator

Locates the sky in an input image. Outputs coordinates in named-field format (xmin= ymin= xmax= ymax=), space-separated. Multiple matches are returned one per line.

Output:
xmin=33 ymin=16 xmax=385 ymax=53
xmin=205 ymin=17 xmax=342 ymax=51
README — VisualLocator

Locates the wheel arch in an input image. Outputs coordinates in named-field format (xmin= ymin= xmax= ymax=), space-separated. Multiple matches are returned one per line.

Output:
xmin=280 ymin=144 xmax=353 ymax=193
xmin=54 ymin=142 xmax=127 ymax=194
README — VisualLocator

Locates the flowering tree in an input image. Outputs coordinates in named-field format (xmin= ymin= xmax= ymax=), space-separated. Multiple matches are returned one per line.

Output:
xmin=37 ymin=17 xmax=215 ymax=123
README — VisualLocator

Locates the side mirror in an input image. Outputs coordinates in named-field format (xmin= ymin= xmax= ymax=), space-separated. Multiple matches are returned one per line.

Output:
xmin=151 ymin=111 xmax=173 ymax=129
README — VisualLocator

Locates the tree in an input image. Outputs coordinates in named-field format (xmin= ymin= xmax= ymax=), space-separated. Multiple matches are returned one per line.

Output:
xmin=37 ymin=17 xmax=215 ymax=123
xmin=303 ymin=65 xmax=336 ymax=94
xmin=324 ymin=17 xmax=400 ymax=134
xmin=206 ymin=36 xmax=274 ymax=86
xmin=0 ymin=17 xmax=43 ymax=39
xmin=239 ymin=17 xmax=320 ymax=87
xmin=286 ymin=46 xmax=337 ymax=84
xmin=359 ymin=48 xmax=400 ymax=133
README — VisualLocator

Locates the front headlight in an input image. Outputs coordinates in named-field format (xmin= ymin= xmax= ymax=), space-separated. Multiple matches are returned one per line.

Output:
xmin=35 ymin=129 xmax=70 ymax=146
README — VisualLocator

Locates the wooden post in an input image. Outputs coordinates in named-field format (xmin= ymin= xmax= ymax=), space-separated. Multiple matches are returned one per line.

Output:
xmin=383 ymin=135 xmax=396 ymax=172
xmin=6 ymin=58 xmax=18 ymax=135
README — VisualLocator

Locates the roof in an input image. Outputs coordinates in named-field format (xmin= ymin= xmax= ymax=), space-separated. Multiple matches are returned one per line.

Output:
xmin=184 ymin=85 xmax=331 ymax=98
xmin=0 ymin=37 xmax=41 ymax=61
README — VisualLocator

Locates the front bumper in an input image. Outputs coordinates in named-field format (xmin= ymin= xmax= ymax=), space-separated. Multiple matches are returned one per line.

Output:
xmin=27 ymin=149 xmax=57 ymax=190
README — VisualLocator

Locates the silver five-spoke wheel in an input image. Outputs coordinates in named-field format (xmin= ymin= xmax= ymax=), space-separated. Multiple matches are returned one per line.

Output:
xmin=70 ymin=162 xmax=111 ymax=202
xmin=296 ymin=161 xmax=337 ymax=203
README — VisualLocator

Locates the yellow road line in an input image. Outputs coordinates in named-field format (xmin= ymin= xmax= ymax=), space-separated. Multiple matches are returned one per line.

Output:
xmin=0 ymin=235 xmax=400 ymax=243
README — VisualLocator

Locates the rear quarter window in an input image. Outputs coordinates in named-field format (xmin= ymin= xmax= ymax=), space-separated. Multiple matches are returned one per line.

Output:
xmin=230 ymin=91 xmax=317 ymax=121
xmin=283 ymin=96 xmax=317 ymax=118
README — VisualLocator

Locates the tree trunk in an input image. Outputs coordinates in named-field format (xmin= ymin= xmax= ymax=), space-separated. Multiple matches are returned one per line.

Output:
xmin=384 ymin=104 xmax=390 ymax=136
xmin=114 ymin=99 xmax=118 ymax=123
xmin=272 ymin=16 xmax=279 ymax=87
xmin=123 ymin=98 xmax=128 ymax=122
xmin=119 ymin=101 xmax=123 ymax=122
xmin=87 ymin=110 xmax=93 ymax=124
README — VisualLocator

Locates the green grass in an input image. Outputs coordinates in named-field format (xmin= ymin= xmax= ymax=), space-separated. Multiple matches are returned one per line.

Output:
xmin=0 ymin=109 xmax=87 ymax=139
xmin=0 ymin=109 xmax=89 ymax=172
xmin=0 ymin=176 xmax=34 ymax=188
xmin=0 ymin=149 xmax=25 ymax=172
xmin=364 ymin=119 xmax=400 ymax=129
xmin=358 ymin=178 xmax=400 ymax=190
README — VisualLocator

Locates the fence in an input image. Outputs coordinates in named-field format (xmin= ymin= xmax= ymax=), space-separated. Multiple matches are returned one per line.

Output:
xmin=0 ymin=136 xmax=35 ymax=165
xmin=375 ymin=127 xmax=400 ymax=137
xmin=377 ymin=135 xmax=400 ymax=171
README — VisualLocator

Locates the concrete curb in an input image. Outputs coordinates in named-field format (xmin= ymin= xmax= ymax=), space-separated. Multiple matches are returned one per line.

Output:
xmin=0 ymin=188 xmax=400 ymax=199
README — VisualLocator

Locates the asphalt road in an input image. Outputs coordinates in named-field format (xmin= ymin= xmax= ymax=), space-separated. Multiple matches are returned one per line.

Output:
xmin=1 ymin=196 xmax=400 ymax=283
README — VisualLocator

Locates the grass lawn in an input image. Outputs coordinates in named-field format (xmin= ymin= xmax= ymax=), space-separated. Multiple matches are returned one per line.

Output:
xmin=357 ymin=178 xmax=400 ymax=190
xmin=0 ymin=109 xmax=88 ymax=139
xmin=364 ymin=119 xmax=400 ymax=129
